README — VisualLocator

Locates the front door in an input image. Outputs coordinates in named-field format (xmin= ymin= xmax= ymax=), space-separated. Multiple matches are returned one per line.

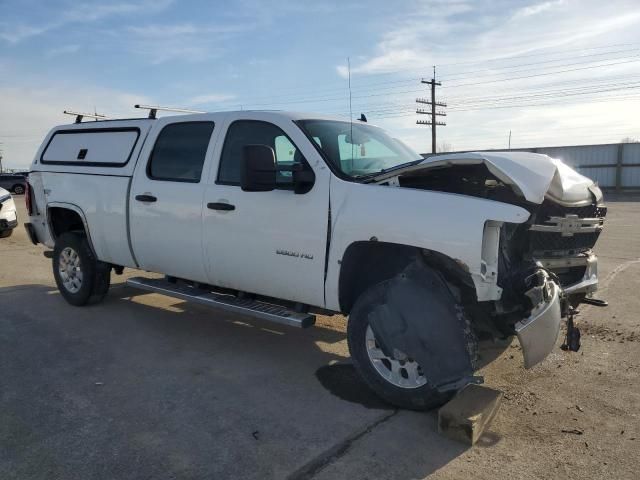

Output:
xmin=202 ymin=116 xmax=330 ymax=307
xmin=130 ymin=119 xmax=217 ymax=282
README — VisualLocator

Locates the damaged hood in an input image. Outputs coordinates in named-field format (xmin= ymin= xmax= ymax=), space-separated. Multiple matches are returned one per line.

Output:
xmin=387 ymin=151 xmax=599 ymax=205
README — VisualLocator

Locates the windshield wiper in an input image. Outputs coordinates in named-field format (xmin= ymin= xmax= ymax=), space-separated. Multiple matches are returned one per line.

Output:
xmin=356 ymin=158 xmax=425 ymax=182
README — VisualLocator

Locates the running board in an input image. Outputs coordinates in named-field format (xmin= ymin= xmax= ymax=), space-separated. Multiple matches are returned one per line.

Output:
xmin=126 ymin=277 xmax=316 ymax=328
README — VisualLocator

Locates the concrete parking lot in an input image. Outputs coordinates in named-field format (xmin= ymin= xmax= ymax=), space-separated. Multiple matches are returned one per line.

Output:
xmin=1 ymin=197 xmax=639 ymax=480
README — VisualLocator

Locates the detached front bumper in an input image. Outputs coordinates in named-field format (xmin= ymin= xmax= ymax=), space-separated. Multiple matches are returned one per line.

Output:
xmin=514 ymin=279 xmax=562 ymax=369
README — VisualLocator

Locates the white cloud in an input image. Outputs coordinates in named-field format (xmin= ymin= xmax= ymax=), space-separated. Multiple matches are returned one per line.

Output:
xmin=61 ymin=0 xmax=173 ymax=23
xmin=125 ymin=22 xmax=254 ymax=64
xmin=0 ymin=0 xmax=174 ymax=45
xmin=513 ymin=0 xmax=565 ymax=19
xmin=187 ymin=93 xmax=237 ymax=106
xmin=337 ymin=0 xmax=640 ymax=78
xmin=46 ymin=44 xmax=81 ymax=57
xmin=336 ymin=1 xmax=475 ymax=77
xmin=0 ymin=23 xmax=50 ymax=44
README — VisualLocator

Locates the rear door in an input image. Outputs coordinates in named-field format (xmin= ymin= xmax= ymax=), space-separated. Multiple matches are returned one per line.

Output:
xmin=202 ymin=113 xmax=330 ymax=307
xmin=129 ymin=117 xmax=219 ymax=282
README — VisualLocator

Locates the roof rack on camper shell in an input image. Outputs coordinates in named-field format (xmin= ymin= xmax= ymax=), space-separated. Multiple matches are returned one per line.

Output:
xmin=134 ymin=104 xmax=205 ymax=119
xmin=63 ymin=110 xmax=108 ymax=124
xmin=62 ymin=105 xmax=207 ymax=124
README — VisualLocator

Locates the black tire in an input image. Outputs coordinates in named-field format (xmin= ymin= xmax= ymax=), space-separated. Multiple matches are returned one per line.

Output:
xmin=53 ymin=232 xmax=111 ymax=306
xmin=12 ymin=184 xmax=24 ymax=195
xmin=0 ymin=229 xmax=12 ymax=238
xmin=348 ymin=280 xmax=470 ymax=411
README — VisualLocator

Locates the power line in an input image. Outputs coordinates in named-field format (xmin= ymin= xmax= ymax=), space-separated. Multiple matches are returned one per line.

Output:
xmin=220 ymin=56 xmax=640 ymax=111
xmin=373 ymin=91 xmax=640 ymax=119
xmin=329 ymin=42 xmax=640 ymax=82
xmin=442 ymin=57 xmax=640 ymax=88
xmin=328 ymin=78 xmax=640 ymax=117
xmin=436 ymin=47 xmax=640 ymax=80
xmin=204 ymin=49 xmax=640 ymax=109
xmin=239 ymin=47 xmax=640 ymax=105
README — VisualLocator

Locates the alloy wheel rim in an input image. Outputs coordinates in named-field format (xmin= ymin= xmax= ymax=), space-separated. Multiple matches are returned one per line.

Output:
xmin=365 ymin=325 xmax=427 ymax=389
xmin=58 ymin=247 xmax=83 ymax=293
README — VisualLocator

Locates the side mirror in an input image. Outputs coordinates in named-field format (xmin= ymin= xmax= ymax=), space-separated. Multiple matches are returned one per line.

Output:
xmin=241 ymin=144 xmax=277 ymax=192
xmin=292 ymin=164 xmax=315 ymax=194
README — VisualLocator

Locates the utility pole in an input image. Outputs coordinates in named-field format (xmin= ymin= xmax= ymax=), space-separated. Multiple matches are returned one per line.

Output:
xmin=416 ymin=66 xmax=446 ymax=154
xmin=508 ymin=130 xmax=512 ymax=149
xmin=0 ymin=142 xmax=3 ymax=174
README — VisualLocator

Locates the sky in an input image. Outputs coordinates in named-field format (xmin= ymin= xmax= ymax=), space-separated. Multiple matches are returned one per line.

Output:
xmin=1 ymin=0 xmax=640 ymax=169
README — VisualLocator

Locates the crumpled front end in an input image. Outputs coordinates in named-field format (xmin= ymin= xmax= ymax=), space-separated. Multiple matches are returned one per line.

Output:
xmin=528 ymin=194 xmax=606 ymax=302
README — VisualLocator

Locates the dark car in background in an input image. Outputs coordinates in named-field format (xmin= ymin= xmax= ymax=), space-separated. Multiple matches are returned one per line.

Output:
xmin=0 ymin=174 xmax=27 ymax=194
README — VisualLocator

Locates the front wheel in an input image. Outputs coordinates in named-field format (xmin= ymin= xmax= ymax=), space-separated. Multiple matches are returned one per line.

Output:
xmin=53 ymin=232 xmax=110 ymax=306
xmin=0 ymin=229 xmax=13 ymax=238
xmin=348 ymin=288 xmax=453 ymax=411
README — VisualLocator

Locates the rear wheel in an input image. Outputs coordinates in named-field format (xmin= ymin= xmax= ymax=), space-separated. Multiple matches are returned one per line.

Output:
xmin=12 ymin=184 xmax=24 ymax=195
xmin=53 ymin=232 xmax=110 ymax=306
xmin=0 ymin=229 xmax=12 ymax=238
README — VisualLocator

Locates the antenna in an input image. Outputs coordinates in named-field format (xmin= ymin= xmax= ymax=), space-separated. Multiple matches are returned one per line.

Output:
xmin=134 ymin=104 xmax=206 ymax=119
xmin=63 ymin=110 xmax=107 ymax=124
xmin=347 ymin=57 xmax=354 ymax=169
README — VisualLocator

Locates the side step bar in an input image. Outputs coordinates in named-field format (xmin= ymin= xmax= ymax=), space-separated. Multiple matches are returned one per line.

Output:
xmin=126 ymin=277 xmax=316 ymax=328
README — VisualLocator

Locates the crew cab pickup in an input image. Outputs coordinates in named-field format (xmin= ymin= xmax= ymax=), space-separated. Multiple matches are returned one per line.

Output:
xmin=25 ymin=110 xmax=606 ymax=409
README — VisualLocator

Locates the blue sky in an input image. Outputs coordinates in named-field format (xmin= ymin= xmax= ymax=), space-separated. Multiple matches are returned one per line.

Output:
xmin=1 ymin=0 xmax=640 ymax=168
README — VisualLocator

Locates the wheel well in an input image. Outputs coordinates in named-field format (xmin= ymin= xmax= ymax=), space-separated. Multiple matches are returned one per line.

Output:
xmin=338 ymin=241 xmax=477 ymax=314
xmin=49 ymin=207 xmax=86 ymax=239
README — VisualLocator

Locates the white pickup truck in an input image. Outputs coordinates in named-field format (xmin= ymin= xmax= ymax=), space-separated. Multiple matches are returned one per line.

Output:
xmin=25 ymin=109 xmax=606 ymax=409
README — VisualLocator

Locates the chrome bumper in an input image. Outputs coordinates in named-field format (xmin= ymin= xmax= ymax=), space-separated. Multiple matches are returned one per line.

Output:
xmin=564 ymin=254 xmax=598 ymax=295
xmin=538 ymin=253 xmax=599 ymax=296
xmin=515 ymin=280 xmax=562 ymax=369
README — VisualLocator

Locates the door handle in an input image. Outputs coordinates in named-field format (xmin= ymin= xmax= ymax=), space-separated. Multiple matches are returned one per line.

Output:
xmin=207 ymin=202 xmax=235 ymax=211
xmin=135 ymin=194 xmax=157 ymax=202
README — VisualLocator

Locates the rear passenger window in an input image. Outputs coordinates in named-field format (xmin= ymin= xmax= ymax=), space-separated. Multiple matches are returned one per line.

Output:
xmin=148 ymin=122 xmax=214 ymax=182
xmin=217 ymin=120 xmax=306 ymax=186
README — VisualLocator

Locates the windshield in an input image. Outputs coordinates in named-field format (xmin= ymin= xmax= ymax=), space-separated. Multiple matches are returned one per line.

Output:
xmin=296 ymin=119 xmax=423 ymax=179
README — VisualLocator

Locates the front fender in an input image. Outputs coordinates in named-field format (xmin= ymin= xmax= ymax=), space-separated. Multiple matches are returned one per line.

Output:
xmin=325 ymin=179 xmax=530 ymax=311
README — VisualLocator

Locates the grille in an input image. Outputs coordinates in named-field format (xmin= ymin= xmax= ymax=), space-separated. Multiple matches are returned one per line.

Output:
xmin=528 ymin=200 xmax=607 ymax=255
xmin=529 ymin=231 xmax=601 ymax=255
xmin=536 ymin=201 xmax=607 ymax=220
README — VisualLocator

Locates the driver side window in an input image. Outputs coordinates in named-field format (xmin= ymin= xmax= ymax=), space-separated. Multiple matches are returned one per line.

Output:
xmin=217 ymin=120 xmax=306 ymax=187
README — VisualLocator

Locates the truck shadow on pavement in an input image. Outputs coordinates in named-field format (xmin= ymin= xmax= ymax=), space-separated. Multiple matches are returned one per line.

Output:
xmin=0 ymin=283 xmax=469 ymax=480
